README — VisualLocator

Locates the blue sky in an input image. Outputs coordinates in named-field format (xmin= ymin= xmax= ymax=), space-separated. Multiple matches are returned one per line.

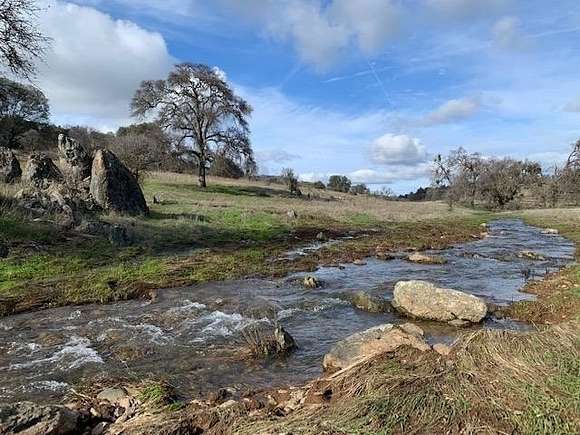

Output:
xmin=33 ymin=0 xmax=580 ymax=192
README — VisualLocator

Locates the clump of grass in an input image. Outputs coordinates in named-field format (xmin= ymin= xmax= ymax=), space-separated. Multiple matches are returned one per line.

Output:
xmin=138 ymin=382 xmax=179 ymax=409
xmin=234 ymin=323 xmax=580 ymax=434
xmin=240 ymin=324 xmax=280 ymax=358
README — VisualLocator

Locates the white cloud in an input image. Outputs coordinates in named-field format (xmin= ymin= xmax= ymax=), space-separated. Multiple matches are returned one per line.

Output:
xmin=350 ymin=164 xmax=432 ymax=184
xmin=492 ymin=16 xmax=526 ymax=49
xmin=371 ymin=134 xmax=428 ymax=165
xmin=221 ymin=0 xmax=400 ymax=70
xmin=421 ymin=97 xmax=481 ymax=126
xmin=36 ymin=1 xmax=175 ymax=130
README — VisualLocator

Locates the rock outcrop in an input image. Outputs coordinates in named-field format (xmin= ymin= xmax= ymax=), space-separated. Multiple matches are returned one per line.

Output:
xmin=0 ymin=147 xmax=21 ymax=183
xmin=22 ymin=153 xmax=63 ymax=188
xmin=322 ymin=323 xmax=430 ymax=372
xmin=274 ymin=325 xmax=297 ymax=353
xmin=89 ymin=149 xmax=148 ymax=215
xmin=0 ymin=402 xmax=81 ymax=435
xmin=392 ymin=280 xmax=487 ymax=323
xmin=58 ymin=133 xmax=92 ymax=182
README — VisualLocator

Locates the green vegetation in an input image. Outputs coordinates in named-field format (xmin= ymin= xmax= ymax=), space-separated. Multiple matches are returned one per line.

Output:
xmin=0 ymin=173 xmax=489 ymax=315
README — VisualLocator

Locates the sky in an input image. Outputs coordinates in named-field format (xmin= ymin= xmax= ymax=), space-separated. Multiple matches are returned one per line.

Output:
xmin=27 ymin=0 xmax=580 ymax=193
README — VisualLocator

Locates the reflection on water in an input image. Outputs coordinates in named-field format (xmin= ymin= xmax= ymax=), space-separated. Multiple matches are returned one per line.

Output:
xmin=0 ymin=220 xmax=575 ymax=403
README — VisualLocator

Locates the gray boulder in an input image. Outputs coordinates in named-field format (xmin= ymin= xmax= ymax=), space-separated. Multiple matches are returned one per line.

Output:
xmin=0 ymin=147 xmax=21 ymax=183
xmin=322 ymin=324 xmax=430 ymax=372
xmin=350 ymin=291 xmax=391 ymax=313
xmin=89 ymin=149 xmax=148 ymax=215
xmin=58 ymin=134 xmax=92 ymax=182
xmin=392 ymin=280 xmax=487 ymax=323
xmin=22 ymin=153 xmax=63 ymax=188
xmin=0 ymin=402 xmax=80 ymax=434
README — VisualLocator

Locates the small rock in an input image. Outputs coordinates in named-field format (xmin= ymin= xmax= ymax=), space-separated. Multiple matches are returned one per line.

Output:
xmin=287 ymin=210 xmax=298 ymax=219
xmin=376 ymin=251 xmax=395 ymax=261
xmin=353 ymin=259 xmax=367 ymax=266
xmin=275 ymin=324 xmax=297 ymax=353
xmin=303 ymin=275 xmax=321 ymax=289
xmin=541 ymin=228 xmax=559 ymax=235
xmin=97 ymin=387 xmax=128 ymax=404
xmin=399 ymin=322 xmax=424 ymax=337
xmin=448 ymin=319 xmax=470 ymax=327
xmin=518 ymin=250 xmax=546 ymax=261
xmin=316 ymin=232 xmax=327 ymax=241
xmin=407 ymin=253 xmax=447 ymax=265
xmin=433 ymin=343 xmax=452 ymax=356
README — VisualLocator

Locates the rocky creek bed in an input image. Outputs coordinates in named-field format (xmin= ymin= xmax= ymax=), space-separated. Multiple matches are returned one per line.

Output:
xmin=0 ymin=219 xmax=575 ymax=405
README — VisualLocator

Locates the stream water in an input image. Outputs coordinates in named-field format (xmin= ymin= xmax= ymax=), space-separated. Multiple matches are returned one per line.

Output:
xmin=0 ymin=219 xmax=575 ymax=404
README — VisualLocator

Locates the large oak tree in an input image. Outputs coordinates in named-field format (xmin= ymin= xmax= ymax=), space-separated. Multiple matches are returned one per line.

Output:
xmin=131 ymin=63 xmax=254 ymax=187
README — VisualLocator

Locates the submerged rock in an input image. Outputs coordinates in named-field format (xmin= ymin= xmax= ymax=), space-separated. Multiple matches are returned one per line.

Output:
xmin=406 ymin=253 xmax=447 ymax=265
xmin=392 ymin=280 xmax=487 ymax=323
xmin=399 ymin=322 xmax=424 ymax=337
xmin=0 ymin=147 xmax=21 ymax=183
xmin=90 ymin=149 xmax=148 ymax=216
xmin=322 ymin=324 xmax=430 ymax=372
xmin=350 ymin=291 xmax=391 ymax=313
xmin=0 ymin=402 xmax=81 ymax=435
xmin=518 ymin=250 xmax=546 ymax=261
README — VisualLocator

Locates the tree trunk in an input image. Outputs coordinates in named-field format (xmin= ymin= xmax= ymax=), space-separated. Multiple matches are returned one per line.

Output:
xmin=198 ymin=162 xmax=207 ymax=188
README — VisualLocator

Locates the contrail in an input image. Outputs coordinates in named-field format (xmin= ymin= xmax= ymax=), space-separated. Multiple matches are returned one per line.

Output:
xmin=367 ymin=59 xmax=392 ymax=109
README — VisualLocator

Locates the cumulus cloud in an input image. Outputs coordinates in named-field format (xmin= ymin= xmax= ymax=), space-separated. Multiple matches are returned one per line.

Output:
xmin=220 ymin=0 xmax=400 ymax=70
xmin=492 ymin=16 xmax=526 ymax=49
xmin=36 ymin=1 xmax=175 ymax=130
xmin=350 ymin=164 xmax=432 ymax=184
xmin=370 ymin=134 xmax=428 ymax=165
xmin=420 ymin=97 xmax=481 ymax=126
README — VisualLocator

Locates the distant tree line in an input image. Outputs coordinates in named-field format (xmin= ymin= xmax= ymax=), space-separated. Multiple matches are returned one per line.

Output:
xmin=432 ymin=145 xmax=580 ymax=209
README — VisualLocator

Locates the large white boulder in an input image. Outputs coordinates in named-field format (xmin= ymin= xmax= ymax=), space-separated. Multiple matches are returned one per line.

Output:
xmin=392 ymin=280 xmax=487 ymax=323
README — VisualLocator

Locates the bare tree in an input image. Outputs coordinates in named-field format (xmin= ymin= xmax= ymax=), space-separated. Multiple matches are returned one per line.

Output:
xmin=432 ymin=153 xmax=456 ymax=209
xmin=131 ymin=63 xmax=253 ymax=188
xmin=558 ymin=139 xmax=580 ymax=204
xmin=450 ymin=148 xmax=483 ymax=208
xmin=478 ymin=159 xmax=540 ymax=209
xmin=0 ymin=0 xmax=50 ymax=77
xmin=110 ymin=123 xmax=172 ymax=181
xmin=281 ymin=167 xmax=301 ymax=196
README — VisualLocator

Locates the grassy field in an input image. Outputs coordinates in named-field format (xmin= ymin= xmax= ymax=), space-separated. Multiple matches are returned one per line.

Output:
xmin=0 ymin=172 xmax=489 ymax=315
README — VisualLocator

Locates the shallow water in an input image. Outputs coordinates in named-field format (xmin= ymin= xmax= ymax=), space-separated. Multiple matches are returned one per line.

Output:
xmin=0 ymin=219 xmax=575 ymax=403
